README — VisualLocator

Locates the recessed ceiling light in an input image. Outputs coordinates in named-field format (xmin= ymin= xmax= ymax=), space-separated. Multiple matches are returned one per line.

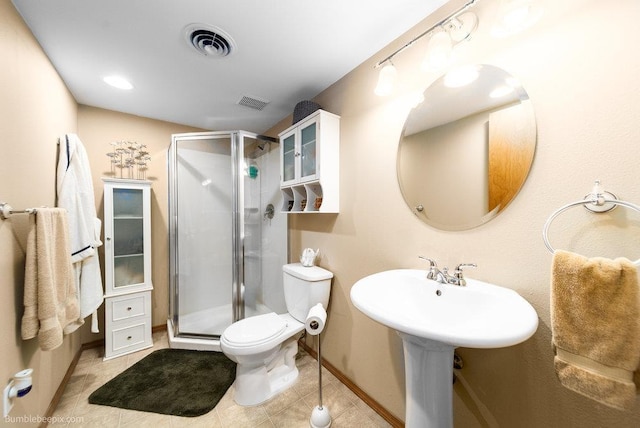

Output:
xmin=103 ymin=75 xmax=133 ymax=90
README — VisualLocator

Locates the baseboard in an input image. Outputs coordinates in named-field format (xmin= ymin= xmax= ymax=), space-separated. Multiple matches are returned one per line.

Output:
xmin=44 ymin=325 xmax=401 ymax=428
xmin=40 ymin=345 xmax=83 ymax=428
xmin=152 ymin=323 xmax=167 ymax=334
xmin=299 ymin=340 xmax=404 ymax=428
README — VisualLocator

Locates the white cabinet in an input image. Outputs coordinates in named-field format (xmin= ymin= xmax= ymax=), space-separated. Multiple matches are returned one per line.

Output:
xmin=102 ymin=178 xmax=153 ymax=360
xmin=279 ymin=109 xmax=339 ymax=213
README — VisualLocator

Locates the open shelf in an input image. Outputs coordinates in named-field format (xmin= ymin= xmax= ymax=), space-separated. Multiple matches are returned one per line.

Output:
xmin=280 ymin=180 xmax=337 ymax=213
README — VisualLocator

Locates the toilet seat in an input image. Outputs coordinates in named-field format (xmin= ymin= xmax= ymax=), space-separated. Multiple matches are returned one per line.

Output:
xmin=222 ymin=312 xmax=287 ymax=347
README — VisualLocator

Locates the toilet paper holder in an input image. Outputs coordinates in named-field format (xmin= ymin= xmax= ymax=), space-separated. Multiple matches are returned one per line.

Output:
xmin=305 ymin=303 xmax=326 ymax=336
xmin=306 ymin=304 xmax=331 ymax=428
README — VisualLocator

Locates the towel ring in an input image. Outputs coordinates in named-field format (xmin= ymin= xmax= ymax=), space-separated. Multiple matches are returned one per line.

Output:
xmin=543 ymin=186 xmax=640 ymax=263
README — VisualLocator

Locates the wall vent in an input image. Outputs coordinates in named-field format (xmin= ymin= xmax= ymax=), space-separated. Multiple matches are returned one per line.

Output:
xmin=237 ymin=95 xmax=270 ymax=111
xmin=185 ymin=24 xmax=235 ymax=58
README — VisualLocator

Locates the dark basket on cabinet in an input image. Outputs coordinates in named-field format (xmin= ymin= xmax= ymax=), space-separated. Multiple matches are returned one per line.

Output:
xmin=292 ymin=101 xmax=321 ymax=125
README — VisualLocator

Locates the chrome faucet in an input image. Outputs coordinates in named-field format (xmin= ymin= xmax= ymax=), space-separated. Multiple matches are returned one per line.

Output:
xmin=418 ymin=257 xmax=476 ymax=286
xmin=418 ymin=256 xmax=442 ymax=281
xmin=449 ymin=263 xmax=477 ymax=286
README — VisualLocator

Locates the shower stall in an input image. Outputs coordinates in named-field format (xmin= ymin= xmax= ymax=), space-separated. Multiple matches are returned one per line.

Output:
xmin=167 ymin=131 xmax=287 ymax=351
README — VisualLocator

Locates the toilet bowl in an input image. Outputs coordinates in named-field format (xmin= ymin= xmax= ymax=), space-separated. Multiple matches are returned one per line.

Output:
xmin=221 ymin=263 xmax=333 ymax=406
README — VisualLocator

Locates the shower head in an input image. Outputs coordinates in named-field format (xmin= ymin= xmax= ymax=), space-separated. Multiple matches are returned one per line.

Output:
xmin=248 ymin=136 xmax=277 ymax=158
xmin=248 ymin=141 xmax=270 ymax=159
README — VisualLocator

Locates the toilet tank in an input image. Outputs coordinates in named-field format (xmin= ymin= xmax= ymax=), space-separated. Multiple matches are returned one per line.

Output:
xmin=283 ymin=263 xmax=333 ymax=322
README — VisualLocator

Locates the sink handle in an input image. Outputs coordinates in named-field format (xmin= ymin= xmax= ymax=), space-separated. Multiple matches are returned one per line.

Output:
xmin=453 ymin=263 xmax=477 ymax=286
xmin=418 ymin=256 xmax=437 ymax=267
xmin=418 ymin=256 xmax=439 ymax=281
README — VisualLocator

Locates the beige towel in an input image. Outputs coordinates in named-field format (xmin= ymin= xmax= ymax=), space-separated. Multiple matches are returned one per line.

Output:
xmin=21 ymin=208 xmax=80 ymax=351
xmin=551 ymin=250 xmax=640 ymax=410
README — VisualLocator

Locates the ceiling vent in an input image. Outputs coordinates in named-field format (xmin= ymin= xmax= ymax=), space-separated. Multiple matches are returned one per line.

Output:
xmin=237 ymin=95 xmax=270 ymax=111
xmin=185 ymin=24 xmax=235 ymax=57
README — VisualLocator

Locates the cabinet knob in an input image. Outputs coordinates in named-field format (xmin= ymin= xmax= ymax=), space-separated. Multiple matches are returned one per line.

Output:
xmin=294 ymin=152 xmax=301 ymax=157
xmin=106 ymin=237 xmax=111 ymax=241
xmin=127 ymin=307 xmax=132 ymax=311
xmin=127 ymin=336 xmax=132 ymax=340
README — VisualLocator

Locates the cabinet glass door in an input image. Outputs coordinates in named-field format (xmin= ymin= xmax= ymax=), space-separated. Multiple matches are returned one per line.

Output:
xmin=113 ymin=188 xmax=145 ymax=287
xmin=300 ymin=121 xmax=317 ymax=180
xmin=282 ymin=133 xmax=296 ymax=183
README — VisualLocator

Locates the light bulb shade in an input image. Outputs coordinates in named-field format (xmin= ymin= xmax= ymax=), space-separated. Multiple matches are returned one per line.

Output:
xmin=421 ymin=31 xmax=452 ymax=72
xmin=374 ymin=63 xmax=397 ymax=96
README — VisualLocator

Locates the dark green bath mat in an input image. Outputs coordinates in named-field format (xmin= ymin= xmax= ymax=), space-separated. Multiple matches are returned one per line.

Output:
xmin=88 ymin=348 xmax=236 ymax=417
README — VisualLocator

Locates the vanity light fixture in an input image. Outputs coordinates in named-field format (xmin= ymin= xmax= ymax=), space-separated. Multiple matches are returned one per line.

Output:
xmin=373 ymin=0 xmax=543 ymax=96
xmin=421 ymin=12 xmax=479 ymax=73
xmin=421 ymin=30 xmax=452 ymax=72
xmin=491 ymin=0 xmax=543 ymax=37
xmin=374 ymin=62 xmax=398 ymax=96
xmin=373 ymin=0 xmax=481 ymax=96
xmin=103 ymin=75 xmax=134 ymax=90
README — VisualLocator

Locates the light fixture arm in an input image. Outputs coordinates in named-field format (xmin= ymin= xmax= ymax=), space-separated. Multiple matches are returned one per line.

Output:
xmin=374 ymin=0 xmax=480 ymax=69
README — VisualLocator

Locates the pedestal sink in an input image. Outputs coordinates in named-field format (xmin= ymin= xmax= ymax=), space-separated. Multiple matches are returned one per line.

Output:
xmin=350 ymin=269 xmax=538 ymax=428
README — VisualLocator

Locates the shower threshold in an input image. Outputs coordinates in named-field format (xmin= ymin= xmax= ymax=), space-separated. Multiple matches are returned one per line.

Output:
xmin=167 ymin=319 xmax=222 ymax=352
xmin=168 ymin=302 xmax=274 ymax=352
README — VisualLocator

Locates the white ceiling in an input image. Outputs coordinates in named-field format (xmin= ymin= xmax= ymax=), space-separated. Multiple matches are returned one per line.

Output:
xmin=12 ymin=0 xmax=448 ymax=134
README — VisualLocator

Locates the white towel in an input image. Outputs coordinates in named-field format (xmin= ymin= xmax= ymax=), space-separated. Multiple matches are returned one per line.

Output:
xmin=57 ymin=133 xmax=104 ymax=333
xmin=21 ymin=208 xmax=80 ymax=351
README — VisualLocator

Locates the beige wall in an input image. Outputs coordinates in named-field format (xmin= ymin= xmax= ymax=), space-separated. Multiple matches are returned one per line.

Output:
xmin=4 ymin=0 xmax=640 ymax=426
xmin=77 ymin=105 xmax=203 ymax=344
xmin=0 ymin=0 xmax=80 ymax=424
xmin=273 ymin=0 xmax=640 ymax=426
xmin=1 ymin=2 xmax=203 ymax=423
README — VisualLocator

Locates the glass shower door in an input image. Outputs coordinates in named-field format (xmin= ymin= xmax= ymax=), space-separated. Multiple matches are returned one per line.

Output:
xmin=168 ymin=131 xmax=284 ymax=346
xmin=169 ymin=133 xmax=241 ymax=337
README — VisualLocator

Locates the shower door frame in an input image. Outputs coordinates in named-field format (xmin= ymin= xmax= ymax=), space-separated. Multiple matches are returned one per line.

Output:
xmin=168 ymin=130 xmax=274 ymax=339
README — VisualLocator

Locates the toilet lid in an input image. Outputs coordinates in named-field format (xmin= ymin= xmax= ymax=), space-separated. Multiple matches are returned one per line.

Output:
xmin=223 ymin=312 xmax=287 ymax=347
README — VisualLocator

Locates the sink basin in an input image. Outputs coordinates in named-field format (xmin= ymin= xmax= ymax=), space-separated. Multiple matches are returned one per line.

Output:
xmin=350 ymin=269 xmax=538 ymax=348
xmin=350 ymin=269 xmax=538 ymax=428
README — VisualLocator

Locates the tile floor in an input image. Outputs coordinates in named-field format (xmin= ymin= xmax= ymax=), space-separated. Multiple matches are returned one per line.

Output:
xmin=50 ymin=331 xmax=393 ymax=427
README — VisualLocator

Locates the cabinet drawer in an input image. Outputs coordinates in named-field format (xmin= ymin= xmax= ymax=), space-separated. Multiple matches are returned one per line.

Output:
xmin=112 ymin=323 xmax=147 ymax=351
xmin=111 ymin=294 xmax=147 ymax=321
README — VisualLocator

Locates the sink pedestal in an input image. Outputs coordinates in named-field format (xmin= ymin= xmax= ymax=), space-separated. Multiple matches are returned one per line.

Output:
xmin=350 ymin=269 xmax=539 ymax=428
xmin=399 ymin=333 xmax=455 ymax=428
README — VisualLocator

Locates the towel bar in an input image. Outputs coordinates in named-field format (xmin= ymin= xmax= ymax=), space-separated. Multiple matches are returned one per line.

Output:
xmin=0 ymin=202 xmax=37 ymax=220
xmin=542 ymin=181 xmax=640 ymax=257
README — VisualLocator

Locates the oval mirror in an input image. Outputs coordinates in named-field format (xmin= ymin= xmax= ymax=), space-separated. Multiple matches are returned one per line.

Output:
xmin=397 ymin=64 xmax=536 ymax=231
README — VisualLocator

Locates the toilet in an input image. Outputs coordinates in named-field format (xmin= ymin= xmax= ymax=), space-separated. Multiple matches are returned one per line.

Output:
xmin=220 ymin=262 xmax=333 ymax=406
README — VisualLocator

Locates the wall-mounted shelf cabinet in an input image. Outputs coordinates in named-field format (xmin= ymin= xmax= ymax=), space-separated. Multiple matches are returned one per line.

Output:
xmin=102 ymin=178 xmax=153 ymax=360
xmin=279 ymin=109 xmax=339 ymax=213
